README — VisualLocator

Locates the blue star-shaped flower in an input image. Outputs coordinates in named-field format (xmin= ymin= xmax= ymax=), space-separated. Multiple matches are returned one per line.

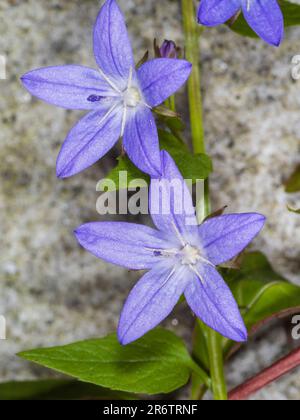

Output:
xmin=21 ymin=0 xmax=192 ymax=178
xmin=75 ymin=151 xmax=266 ymax=345
xmin=198 ymin=0 xmax=284 ymax=46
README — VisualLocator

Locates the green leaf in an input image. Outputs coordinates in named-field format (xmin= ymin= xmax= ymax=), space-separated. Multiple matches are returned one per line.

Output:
xmin=0 ymin=379 xmax=70 ymax=400
xmin=19 ymin=329 xmax=209 ymax=395
xmin=101 ymin=131 xmax=212 ymax=191
xmin=159 ymin=130 xmax=213 ymax=183
xmin=285 ymin=165 xmax=300 ymax=193
xmin=223 ymin=252 xmax=300 ymax=353
xmin=228 ymin=14 xmax=258 ymax=39
xmin=229 ymin=1 xmax=300 ymax=39
xmin=279 ymin=0 xmax=300 ymax=26
xmin=164 ymin=116 xmax=186 ymax=136
xmin=288 ymin=206 xmax=300 ymax=214
xmin=97 ymin=155 xmax=148 ymax=192
xmin=0 ymin=379 xmax=134 ymax=400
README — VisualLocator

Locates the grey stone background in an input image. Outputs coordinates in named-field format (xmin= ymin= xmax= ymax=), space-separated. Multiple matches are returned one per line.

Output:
xmin=0 ymin=0 xmax=300 ymax=400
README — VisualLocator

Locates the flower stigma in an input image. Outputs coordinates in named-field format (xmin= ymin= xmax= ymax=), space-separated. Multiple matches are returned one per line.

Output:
xmin=180 ymin=244 xmax=201 ymax=265
xmin=123 ymin=87 xmax=141 ymax=107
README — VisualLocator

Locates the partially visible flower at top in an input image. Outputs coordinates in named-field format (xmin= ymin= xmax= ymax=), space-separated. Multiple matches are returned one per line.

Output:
xmin=75 ymin=151 xmax=266 ymax=345
xmin=159 ymin=40 xmax=180 ymax=59
xmin=21 ymin=0 xmax=192 ymax=178
xmin=198 ymin=0 xmax=284 ymax=47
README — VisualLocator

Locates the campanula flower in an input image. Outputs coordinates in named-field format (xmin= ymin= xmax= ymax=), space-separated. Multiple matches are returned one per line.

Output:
xmin=21 ymin=0 xmax=192 ymax=178
xmin=198 ymin=0 xmax=284 ymax=46
xmin=75 ymin=151 xmax=266 ymax=345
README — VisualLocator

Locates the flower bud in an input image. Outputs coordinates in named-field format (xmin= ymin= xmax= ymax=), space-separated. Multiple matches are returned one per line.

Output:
xmin=159 ymin=40 xmax=179 ymax=59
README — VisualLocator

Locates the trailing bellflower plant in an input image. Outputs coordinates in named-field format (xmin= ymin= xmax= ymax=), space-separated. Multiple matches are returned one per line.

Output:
xmin=17 ymin=0 xmax=300 ymax=403
xmin=21 ymin=0 xmax=191 ymax=178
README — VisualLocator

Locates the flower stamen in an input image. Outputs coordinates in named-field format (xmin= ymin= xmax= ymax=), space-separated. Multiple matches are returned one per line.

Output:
xmin=189 ymin=265 xmax=206 ymax=285
xmin=120 ymin=105 xmax=127 ymax=137
xmin=97 ymin=102 xmax=120 ymax=127
xmin=171 ymin=220 xmax=187 ymax=248
xmin=98 ymin=67 xmax=122 ymax=94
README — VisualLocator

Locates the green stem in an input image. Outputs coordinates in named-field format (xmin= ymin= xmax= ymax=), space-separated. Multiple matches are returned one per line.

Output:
xmin=182 ymin=0 xmax=205 ymax=155
xmin=182 ymin=0 xmax=227 ymax=401
xmin=206 ymin=328 xmax=228 ymax=400
xmin=182 ymin=0 xmax=210 ymax=221
xmin=165 ymin=95 xmax=176 ymax=113
xmin=169 ymin=95 xmax=176 ymax=113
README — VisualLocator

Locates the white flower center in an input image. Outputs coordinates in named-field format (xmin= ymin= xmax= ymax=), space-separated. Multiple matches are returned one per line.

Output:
xmin=180 ymin=244 xmax=201 ymax=265
xmin=123 ymin=87 xmax=141 ymax=108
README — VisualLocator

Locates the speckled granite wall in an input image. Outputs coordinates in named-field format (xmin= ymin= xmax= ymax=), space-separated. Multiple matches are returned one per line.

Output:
xmin=0 ymin=0 xmax=299 ymax=400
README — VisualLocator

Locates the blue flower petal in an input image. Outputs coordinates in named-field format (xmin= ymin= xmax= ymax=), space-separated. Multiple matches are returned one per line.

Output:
xmin=123 ymin=106 xmax=162 ymax=177
xmin=150 ymin=151 xmax=198 ymax=240
xmin=56 ymin=102 xmax=122 ymax=178
xmin=137 ymin=58 xmax=192 ymax=107
xmin=198 ymin=213 xmax=266 ymax=266
xmin=185 ymin=263 xmax=247 ymax=342
xmin=198 ymin=0 xmax=240 ymax=26
xmin=21 ymin=65 xmax=117 ymax=110
xmin=93 ymin=0 xmax=135 ymax=84
xmin=241 ymin=0 xmax=284 ymax=46
xmin=74 ymin=222 xmax=167 ymax=270
xmin=118 ymin=262 xmax=189 ymax=345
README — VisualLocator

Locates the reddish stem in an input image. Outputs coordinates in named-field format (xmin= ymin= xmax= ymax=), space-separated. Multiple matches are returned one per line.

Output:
xmin=229 ymin=347 xmax=300 ymax=400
